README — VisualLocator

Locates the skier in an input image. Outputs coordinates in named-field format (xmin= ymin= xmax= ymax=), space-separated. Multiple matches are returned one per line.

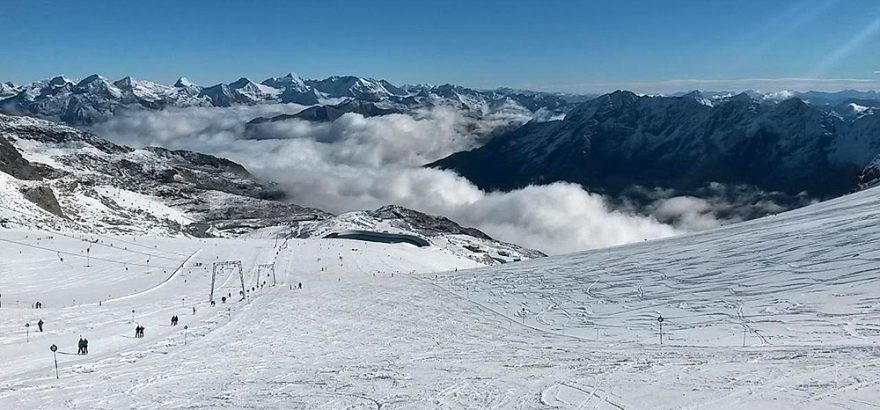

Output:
xmin=192 ymin=306 xmax=196 ymax=315
xmin=134 ymin=325 xmax=140 ymax=338
xmin=77 ymin=337 xmax=85 ymax=355
xmin=139 ymin=326 xmax=145 ymax=338
xmin=37 ymin=319 xmax=43 ymax=332
xmin=298 ymin=282 xmax=302 ymax=289
xmin=83 ymin=338 xmax=89 ymax=354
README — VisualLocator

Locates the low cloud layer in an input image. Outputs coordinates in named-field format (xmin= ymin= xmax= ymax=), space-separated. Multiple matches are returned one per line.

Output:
xmin=619 ymin=183 xmax=810 ymax=232
xmin=90 ymin=105 xmax=684 ymax=254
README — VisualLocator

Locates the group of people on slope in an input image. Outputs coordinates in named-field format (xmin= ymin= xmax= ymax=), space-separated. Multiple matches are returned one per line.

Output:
xmin=58 ymin=280 xmax=305 ymax=358
xmin=77 ymin=336 xmax=89 ymax=355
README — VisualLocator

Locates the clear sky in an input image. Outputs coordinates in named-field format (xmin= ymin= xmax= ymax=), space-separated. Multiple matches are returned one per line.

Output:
xmin=2 ymin=0 xmax=879 ymax=93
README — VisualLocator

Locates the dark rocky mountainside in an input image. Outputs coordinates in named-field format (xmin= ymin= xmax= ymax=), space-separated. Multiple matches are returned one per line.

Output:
xmin=431 ymin=91 xmax=880 ymax=200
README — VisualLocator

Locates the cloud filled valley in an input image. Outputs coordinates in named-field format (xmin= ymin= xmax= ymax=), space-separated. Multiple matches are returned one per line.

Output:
xmin=86 ymin=104 xmax=785 ymax=254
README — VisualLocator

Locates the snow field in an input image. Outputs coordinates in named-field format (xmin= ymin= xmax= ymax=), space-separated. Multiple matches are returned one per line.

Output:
xmin=1 ymin=186 xmax=880 ymax=408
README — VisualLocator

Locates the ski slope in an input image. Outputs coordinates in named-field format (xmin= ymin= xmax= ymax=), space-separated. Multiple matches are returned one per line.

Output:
xmin=1 ymin=186 xmax=880 ymax=408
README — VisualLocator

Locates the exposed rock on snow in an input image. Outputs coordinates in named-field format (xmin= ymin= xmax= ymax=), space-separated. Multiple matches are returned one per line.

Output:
xmin=268 ymin=205 xmax=545 ymax=265
xmin=20 ymin=184 xmax=65 ymax=218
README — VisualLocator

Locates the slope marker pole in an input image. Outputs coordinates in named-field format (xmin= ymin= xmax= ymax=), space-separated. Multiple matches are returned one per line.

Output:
xmin=50 ymin=344 xmax=59 ymax=379
xmin=658 ymin=315 xmax=664 ymax=345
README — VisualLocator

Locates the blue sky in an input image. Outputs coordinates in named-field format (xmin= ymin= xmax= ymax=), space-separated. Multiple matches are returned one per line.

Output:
xmin=1 ymin=0 xmax=879 ymax=93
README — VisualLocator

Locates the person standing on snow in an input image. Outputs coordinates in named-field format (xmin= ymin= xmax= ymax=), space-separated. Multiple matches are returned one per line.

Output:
xmin=83 ymin=338 xmax=89 ymax=354
xmin=37 ymin=319 xmax=43 ymax=332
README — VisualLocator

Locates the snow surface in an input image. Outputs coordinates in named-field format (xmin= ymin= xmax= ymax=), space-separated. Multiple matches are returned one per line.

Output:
xmin=850 ymin=103 xmax=870 ymax=114
xmin=1 ymin=186 xmax=880 ymax=408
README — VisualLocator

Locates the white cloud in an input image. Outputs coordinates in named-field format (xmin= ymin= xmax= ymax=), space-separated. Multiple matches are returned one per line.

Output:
xmin=89 ymin=105 xmax=679 ymax=254
xmin=649 ymin=196 xmax=721 ymax=231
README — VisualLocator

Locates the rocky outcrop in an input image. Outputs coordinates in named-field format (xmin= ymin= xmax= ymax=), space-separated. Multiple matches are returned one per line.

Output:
xmin=20 ymin=185 xmax=65 ymax=218
xmin=0 ymin=136 xmax=44 ymax=180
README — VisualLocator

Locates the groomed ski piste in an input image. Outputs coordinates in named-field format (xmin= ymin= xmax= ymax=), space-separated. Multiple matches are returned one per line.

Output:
xmin=1 ymin=186 xmax=880 ymax=409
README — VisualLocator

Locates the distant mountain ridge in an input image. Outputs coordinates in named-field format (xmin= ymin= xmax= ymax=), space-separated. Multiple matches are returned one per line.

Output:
xmin=0 ymin=73 xmax=584 ymax=125
xmin=431 ymin=90 xmax=880 ymax=200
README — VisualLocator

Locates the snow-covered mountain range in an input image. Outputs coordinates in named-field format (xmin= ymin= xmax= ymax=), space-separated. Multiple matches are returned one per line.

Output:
xmin=431 ymin=90 xmax=880 ymax=202
xmin=0 ymin=73 xmax=579 ymax=125
xmin=0 ymin=113 xmax=540 ymax=264
xmin=4 ymin=72 xmax=880 ymax=236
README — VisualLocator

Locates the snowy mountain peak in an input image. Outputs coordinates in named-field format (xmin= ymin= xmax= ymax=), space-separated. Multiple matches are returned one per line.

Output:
xmin=229 ymin=77 xmax=258 ymax=89
xmin=261 ymin=73 xmax=309 ymax=93
xmin=112 ymin=76 xmax=137 ymax=90
xmin=727 ymin=91 xmax=755 ymax=102
xmin=681 ymin=90 xmax=714 ymax=106
xmin=48 ymin=75 xmax=73 ymax=87
xmin=76 ymin=74 xmax=107 ymax=86
xmin=0 ymin=82 xmax=19 ymax=98
xmin=763 ymin=89 xmax=797 ymax=101
xmin=305 ymin=76 xmax=393 ymax=102
xmin=74 ymin=74 xmax=123 ymax=99
xmin=228 ymin=77 xmax=281 ymax=102
xmin=174 ymin=77 xmax=196 ymax=88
